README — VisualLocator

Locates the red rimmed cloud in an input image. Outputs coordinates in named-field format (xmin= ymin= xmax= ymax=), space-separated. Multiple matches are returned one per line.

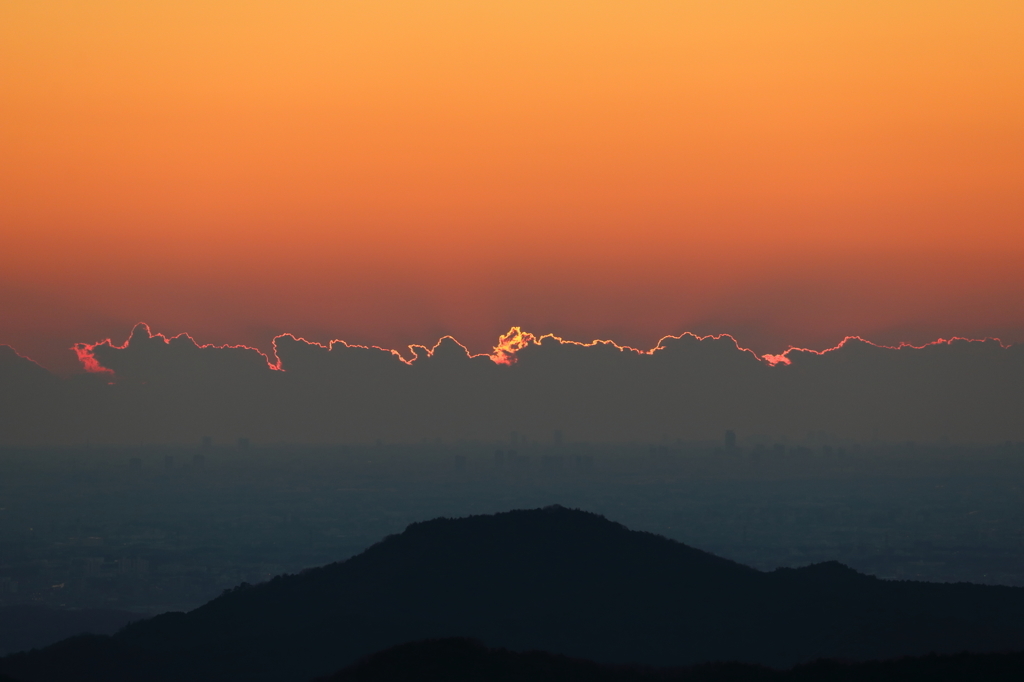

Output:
xmin=0 ymin=324 xmax=1018 ymax=446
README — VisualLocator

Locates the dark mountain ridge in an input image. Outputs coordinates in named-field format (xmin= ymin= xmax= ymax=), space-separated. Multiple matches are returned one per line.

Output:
xmin=0 ymin=605 xmax=143 ymax=656
xmin=325 ymin=638 xmax=1024 ymax=682
xmin=2 ymin=506 xmax=1023 ymax=681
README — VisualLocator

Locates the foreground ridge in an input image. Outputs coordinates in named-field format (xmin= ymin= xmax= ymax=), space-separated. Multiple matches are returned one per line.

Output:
xmin=325 ymin=637 xmax=1024 ymax=682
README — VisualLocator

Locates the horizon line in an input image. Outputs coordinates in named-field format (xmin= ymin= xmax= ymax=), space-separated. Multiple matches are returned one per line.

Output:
xmin=0 ymin=323 xmax=991 ymax=377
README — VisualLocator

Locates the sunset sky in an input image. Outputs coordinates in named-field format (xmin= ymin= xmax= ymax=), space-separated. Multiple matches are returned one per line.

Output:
xmin=2 ymin=1 xmax=1022 ymax=374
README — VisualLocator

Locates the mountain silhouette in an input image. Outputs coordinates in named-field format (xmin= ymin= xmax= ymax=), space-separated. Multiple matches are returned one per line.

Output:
xmin=0 ymin=605 xmax=143 ymax=656
xmin=2 ymin=506 xmax=1024 ymax=681
xmin=323 ymin=637 xmax=766 ymax=682
xmin=324 ymin=638 xmax=1024 ymax=682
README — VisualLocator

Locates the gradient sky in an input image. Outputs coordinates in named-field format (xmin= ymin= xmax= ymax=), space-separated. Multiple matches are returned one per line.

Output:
xmin=2 ymin=1 xmax=1022 ymax=373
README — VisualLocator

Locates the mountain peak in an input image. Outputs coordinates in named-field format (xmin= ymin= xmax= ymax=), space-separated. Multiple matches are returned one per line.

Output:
xmin=7 ymin=508 xmax=1024 ymax=682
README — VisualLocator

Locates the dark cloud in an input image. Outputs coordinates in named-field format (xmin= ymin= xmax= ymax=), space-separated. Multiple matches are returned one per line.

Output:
xmin=0 ymin=345 xmax=65 ymax=444
xmin=1 ymin=325 xmax=1022 ymax=446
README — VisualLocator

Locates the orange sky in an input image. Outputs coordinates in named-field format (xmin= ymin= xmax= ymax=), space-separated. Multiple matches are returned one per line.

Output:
xmin=2 ymin=1 xmax=1022 ymax=373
